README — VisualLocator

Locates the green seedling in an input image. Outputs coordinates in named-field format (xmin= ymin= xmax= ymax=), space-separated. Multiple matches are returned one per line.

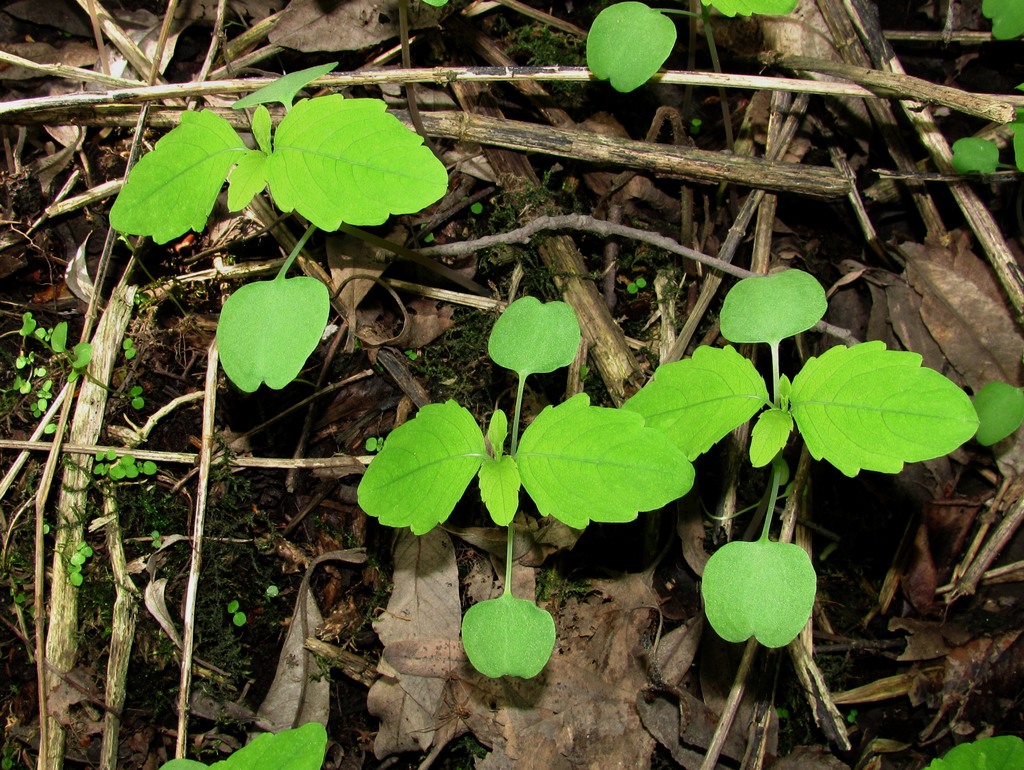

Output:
xmin=623 ymin=268 xmax=977 ymax=647
xmin=227 ymin=599 xmax=247 ymax=627
xmin=7 ymin=313 xmax=92 ymax=419
xmin=404 ymin=348 xmax=420 ymax=361
xmin=983 ymin=0 xmax=1024 ymax=40
xmin=150 ymin=530 xmax=162 ymax=548
xmin=159 ymin=721 xmax=327 ymax=769
xmin=923 ymin=734 xmax=1024 ymax=770
xmin=626 ymin=276 xmax=647 ymax=295
xmin=68 ymin=542 xmax=94 ymax=587
xmin=122 ymin=338 xmax=137 ymax=361
xmin=358 ymin=297 xmax=693 ymax=677
xmin=94 ymin=449 xmax=158 ymax=481
xmin=364 ymin=436 xmax=385 ymax=453
xmin=951 ymin=104 xmax=1024 ymax=174
xmin=587 ymin=0 xmax=798 ymax=93
xmin=129 ymin=385 xmax=145 ymax=410
xmin=470 ymin=201 xmax=484 ymax=215
xmin=973 ymin=380 xmax=1024 ymax=445
xmin=109 ymin=64 xmax=447 ymax=392
xmin=265 ymin=585 xmax=280 ymax=599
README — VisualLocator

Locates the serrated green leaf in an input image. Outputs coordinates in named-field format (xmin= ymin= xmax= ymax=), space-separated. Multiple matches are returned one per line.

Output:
xmin=720 ymin=269 xmax=827 ymax=346
xmin=749 ymin=408 xmax=793 ymax=467
xmin=517 ymin=393 xmax=694 ymax=528
xmin=587 ymin=3 xmax=677 ymax=93
xmin=357 ymin=401 xmax=487 ymax=534
xmin=478 ymin=455 xmax=521 ymax=526
xmin=951 ymin=137 xmax=1000 ymax=174
xmin=227 ymin=150 xmax=269 ymax=211
xmin=487 ymin=409 xmax=508 ymax=458
xmin=488 ymin=297 xmax=580 ymax=377
xmin=983 ymin=0 xmax=1024 ymax=40
xmin=973 ymin=381 xmax=1024 ymax=446
xmin=701 ymin=539 xmax=815 ymax=647
xmin=217 ymin=276 xmax=329 ymax=392
xmin=109 ymin=110 xmax=247 ymax=244
xmin=266 ymin=96 xmax=448 ymax=230
xmin=924 ymin=734 xmax=1024 ymax=770
xmin=252 ymin=105 xmax=273 ymax=154
xmin=461 ymin=593 xmax=555 ymax=678
xmin=790 ymin=341 xmax=979 ymax=476
xmin=623 ymin=346 xmax=769 ymax=460
xmin=232 ymin=63 xmax=338 ymax=110
xmin=704 ymin=0 xmax=798 ymax=17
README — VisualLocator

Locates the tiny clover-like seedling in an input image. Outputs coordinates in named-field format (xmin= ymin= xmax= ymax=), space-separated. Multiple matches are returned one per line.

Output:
xmin=973 ymin=381 xmax=1024 ymax=445
xmin=68 ymin=542 xmax=94 ymax=587
xmin=159 ymin=721 xmax=328 ymax=770
xmin=924 ymin=734 xmax=1024 ymax=770
xmin=983 ymin=0 xmax=1024 ymax=40
xmin=624 ymin=268 xmax=978 ymax=647
xmin=227 ymin=599 xmax=247 ymax=627
xmin=358 ymin=297 xmax=693 ymax=677
xmin=109 ymin=67 xmax=447 ymax=393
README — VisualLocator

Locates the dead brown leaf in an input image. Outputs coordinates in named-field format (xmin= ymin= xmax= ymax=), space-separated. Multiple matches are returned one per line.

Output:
xmin=901 ymin=233 xmax=1024 ymax=391
xmin=270 ymin=0 xmax=445 ymax=53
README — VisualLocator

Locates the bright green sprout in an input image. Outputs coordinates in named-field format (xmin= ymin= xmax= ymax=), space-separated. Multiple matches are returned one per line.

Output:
xmin=158 ymin=721 xmax=327 ymax=770
xmin=227 ymin=599 xmax=247 ymax=627
xmin=122 ymin=338 xmax=137 ymax=361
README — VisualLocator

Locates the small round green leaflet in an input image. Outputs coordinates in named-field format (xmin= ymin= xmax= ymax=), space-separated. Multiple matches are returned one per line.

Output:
xmin=720 ymin=269 xmax=827 ymax=346
xmin=701 ymin=539 xmax=816 ymax=647
xmin=461 ymin=593 xmax=556 ymax=678
xmin=357 ymin=401 xmax=487 ymax=534
xmin=217 ymin=275 xmax=330 ymax=392
xmin=950 ymin=137 xmax=1000 ymax=174
xmin=488 ymin=297 xmax=581 ymax=377
xmin=703 ymin=0 xmax=798 ymax=17
xmin=973 ymin=381 xmax=1024 ymax=446
xmin=983 ymin=0 xmax=1024 ymax=40
xmin=924 ymin=734 xmax=1024 ymax=770
xmin=159 ymin=721 xmax=328 ymax=769
xmin=586 ymin=2 xmax=677 ymax=93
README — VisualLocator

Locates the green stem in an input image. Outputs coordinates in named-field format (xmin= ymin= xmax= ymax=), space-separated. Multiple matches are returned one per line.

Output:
xmin=770 ymin=341 xmax=781 ymax=408
xmin=758 ymin=456 xmax=784 ymax=543
xmin=504 ymin=524 xmax=514 ymax=596
xmin=509 ymin=376 xmax=526 ymax=456
xmin=701 ymin=5 xmax=735 ymax=153
xmin=275 ymin=223 xmax=318 ymax=281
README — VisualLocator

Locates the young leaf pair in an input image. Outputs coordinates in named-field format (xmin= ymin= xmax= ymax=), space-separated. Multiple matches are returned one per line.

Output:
xmin=357 ymin=297 xmax=694 ymax=677
xmin=109 ymin=64 xmax=447 ymax=392
xmin=623 ymin=269 xmax=978 ymax=647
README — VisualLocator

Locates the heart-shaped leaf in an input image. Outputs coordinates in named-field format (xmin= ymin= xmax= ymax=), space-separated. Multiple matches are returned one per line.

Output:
xmin=587 ymin=2 xmax=677 ymax=93
xmin=109 ymin=110 xmax=247 ymax=244
xmin=973 ymin=381 xmax=1024 ymax=446
xmin=749 ymin=408 xmax=793 ymax=467
xmin=488 ymin=297 xmax=580 ymax=377
xmin=790 ymin=341 xmax=979 ymax=476
xmin=924 ymin=734 xmax=1024 ymax=770
xmin=704 ymin=0 xmax=798 ymax=17
xmin=720 ymin=269 xmax=827 ymax=346
xmin=357 ymin=401 xmax=487 ymax=534
xmin=623 ymin=345 xmax=769 ymax=460
xmin=233 ymin=62 xmax=338 ymax=110
xmin=461 ymin=593 xmax=555 ymax=678
xmin=701 ymin=539 xmax=816 ymax=647
xmin=266 ymin=95 xmax=448 ymax=230
xmin=951 ymin=137 xmax=1000 ymax=174
xmin=517 ymin=393 xmax=694 ymax=528
xmin=217 ymin=276 xmax=329 ymax=392
xmin=983 ymin=0 xmax=1024 ymax=40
